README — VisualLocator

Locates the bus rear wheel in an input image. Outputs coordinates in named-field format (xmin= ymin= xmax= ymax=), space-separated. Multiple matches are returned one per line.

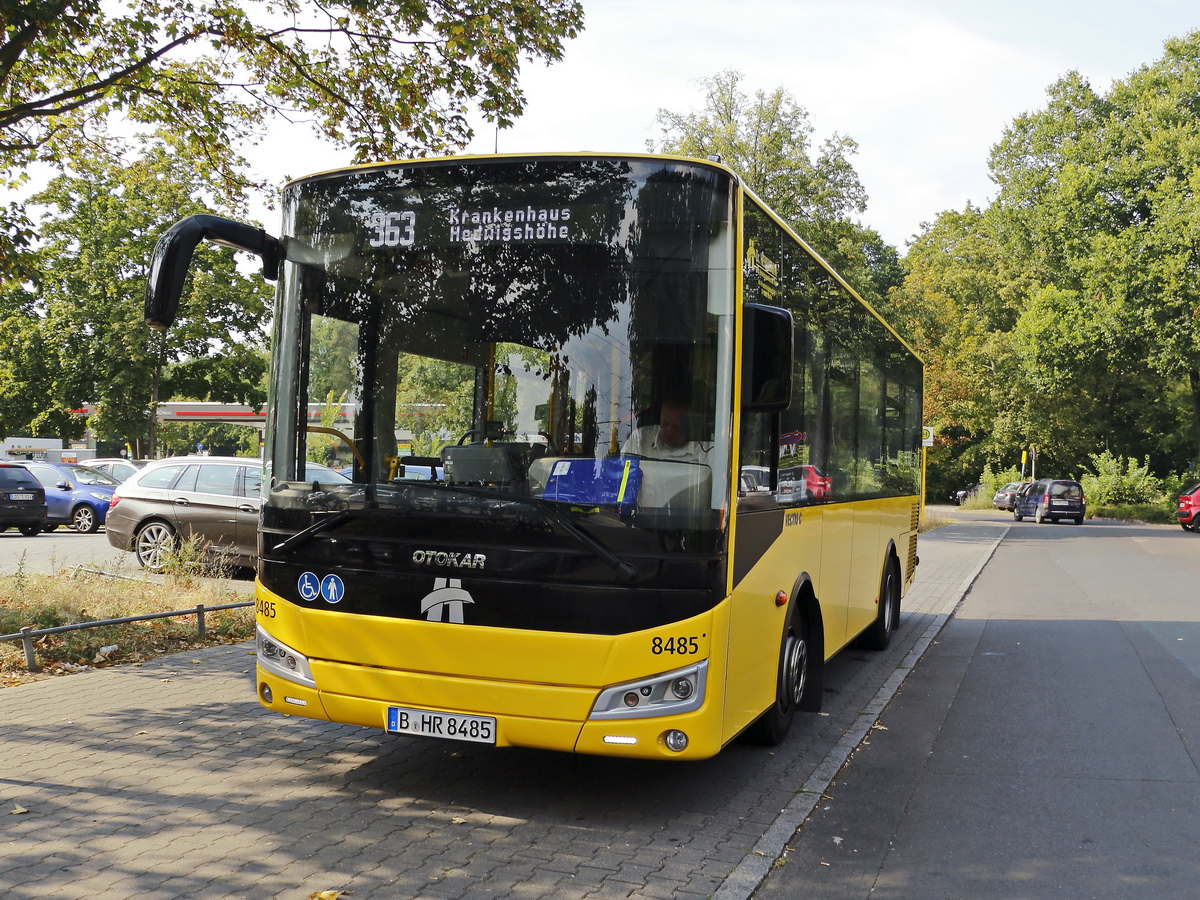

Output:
xmin=859 ymin=558 xmax=900 ymax=651
xmin=745 ymin=603 xmax=808 ymax=746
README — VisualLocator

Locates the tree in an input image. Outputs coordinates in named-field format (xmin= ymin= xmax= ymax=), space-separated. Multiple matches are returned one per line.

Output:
xmin=0 ymin=0 xmax=585 ymax=274
xmin=650 ymin=69 xmax=902 ymax=313
xmin=651 ymin=70 xmax=866 ymax=240
xmin=989 ymin=33 xmax=1200 ymax=466
xmin=900 ymin=34 xmax=1200 ymax=494
xmin=2 ymin=136 xmax=272 ymax=452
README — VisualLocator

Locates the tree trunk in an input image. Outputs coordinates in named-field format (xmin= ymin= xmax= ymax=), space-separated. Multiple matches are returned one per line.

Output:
xmin=1190 ymin=368 xmax=1200 ymax=468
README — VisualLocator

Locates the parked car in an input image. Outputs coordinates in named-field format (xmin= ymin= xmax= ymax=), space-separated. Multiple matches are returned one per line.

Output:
xmin=21 ymin=460 xmax=119 ymax=533
xmin=992 ymin=482 xmax=1025 ymax=511
xmin=0 ymin=462 xmax=47 ymax=536
xmin=1013 ymin=479 xmax=1085 ymax=525
xmin=81 ymin=457 xmax=152 ymax=483
xmin=951 ymin=483 xmax=985 ymax=505
xmin=106 ymin=457 xmax=350 ymax=571
xmin=1176 ymin=483 xmax=1200 ymax=532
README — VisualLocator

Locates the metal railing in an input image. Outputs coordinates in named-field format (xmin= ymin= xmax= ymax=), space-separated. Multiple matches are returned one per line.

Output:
xmin=0 ymin=600 xmax=253 ymax=672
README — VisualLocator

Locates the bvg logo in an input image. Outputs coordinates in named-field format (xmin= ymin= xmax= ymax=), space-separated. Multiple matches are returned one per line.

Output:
xmin=419 ymin=577 xmax=475 ymax=623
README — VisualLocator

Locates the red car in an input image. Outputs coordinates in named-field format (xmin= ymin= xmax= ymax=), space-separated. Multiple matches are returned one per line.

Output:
xmin=1176 ymin=483 xmax=1200 ymax=532
xmin=779 ymin=465 xmax=831 ymax=504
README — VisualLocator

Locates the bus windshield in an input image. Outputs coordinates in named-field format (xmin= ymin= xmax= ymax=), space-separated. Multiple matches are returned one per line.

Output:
xmin=265 ymin=157 xmax=735 ymax=543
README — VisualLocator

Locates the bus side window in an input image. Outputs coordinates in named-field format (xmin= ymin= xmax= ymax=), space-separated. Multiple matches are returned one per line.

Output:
xmin=737 ymin=411 xmax=777 ymax=512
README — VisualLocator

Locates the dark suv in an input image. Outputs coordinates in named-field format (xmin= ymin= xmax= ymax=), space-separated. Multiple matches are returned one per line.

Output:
xmin=0 ymin=462 xmax=47 ymax=536
xmin=1013 ymin=479 xmax=1085 ymax=525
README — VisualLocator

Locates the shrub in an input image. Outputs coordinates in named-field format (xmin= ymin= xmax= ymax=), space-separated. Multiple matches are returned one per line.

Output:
xmin=1079 ymin=451 xmax=1161 ymax=506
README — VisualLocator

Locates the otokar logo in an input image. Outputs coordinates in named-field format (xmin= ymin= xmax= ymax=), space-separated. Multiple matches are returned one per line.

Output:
xmin=412 ymin=549 xmax=486 ymax=570
xmin=420 ymin=578 xmax=475 ymax=624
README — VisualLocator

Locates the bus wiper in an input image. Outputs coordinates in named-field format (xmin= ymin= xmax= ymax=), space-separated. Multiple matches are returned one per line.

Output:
xmin=415 ymin=482 xmax=639 ymax=584
xmin=272 ymin=509 xmax=354 ymax=554
xmin=547 ymin=506 xmax=640 ymax=584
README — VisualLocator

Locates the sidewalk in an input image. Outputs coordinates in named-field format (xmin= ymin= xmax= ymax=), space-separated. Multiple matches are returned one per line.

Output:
xmin=718 ymin=518 xmax=1008 ymax=899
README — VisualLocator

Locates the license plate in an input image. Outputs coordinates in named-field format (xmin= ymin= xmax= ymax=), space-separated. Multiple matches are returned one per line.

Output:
xmin=386 ymin=706 xmax=496 ymax=744
xmin=8 ymin=493 xmax=33 ymax=501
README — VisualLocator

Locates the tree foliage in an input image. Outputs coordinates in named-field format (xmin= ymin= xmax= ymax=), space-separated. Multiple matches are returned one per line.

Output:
xmin=651 ymin=70 xmax=866 ymax=227
xmin=650 ymin=69 xmax=902 ymax=310
xmin=0 ymin=0 xmax=584 ymax=274
xmin=904 ymin=33 xmax=1200 ymax=495
xmin=0 ymin=136 xmax=271 ymax=451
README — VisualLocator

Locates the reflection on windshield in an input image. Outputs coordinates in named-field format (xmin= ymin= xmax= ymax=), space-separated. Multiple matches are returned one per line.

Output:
xmin=267 ymin=158 xmax=735 ymax=537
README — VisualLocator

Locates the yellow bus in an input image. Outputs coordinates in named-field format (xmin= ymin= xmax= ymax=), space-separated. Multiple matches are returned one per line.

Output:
xmin=145 ymin=153 xmax=922 ymax=760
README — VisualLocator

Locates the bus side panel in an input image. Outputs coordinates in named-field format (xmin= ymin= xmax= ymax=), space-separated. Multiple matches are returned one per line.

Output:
xmin=722 ymin=506 xmax=824 ymax=744
xmin=817 ymin=503 xmax=854 ymax=653
xmin=845 ymin=504 xmax=882 ymax=640
xmin=847 ymin=497 xmax=918 ymax=641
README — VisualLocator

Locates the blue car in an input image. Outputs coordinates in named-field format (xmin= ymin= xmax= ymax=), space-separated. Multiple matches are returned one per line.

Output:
xmin=20 ymin=460 xmax=119 ymax=533
xmin=1012 ymin=478 xmax=1086 ymax=525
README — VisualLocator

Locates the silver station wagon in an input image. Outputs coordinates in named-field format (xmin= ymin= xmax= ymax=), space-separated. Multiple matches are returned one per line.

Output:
xmin=106 ymin=456 xmax=348 ymax=571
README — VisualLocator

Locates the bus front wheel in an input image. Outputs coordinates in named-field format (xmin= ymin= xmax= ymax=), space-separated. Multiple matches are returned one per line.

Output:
xmin=745 ymin=603 xmax=809 ymax=746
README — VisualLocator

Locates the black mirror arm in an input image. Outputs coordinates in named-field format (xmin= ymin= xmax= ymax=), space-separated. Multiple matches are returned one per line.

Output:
xmin=145 ymin=214 xmax=281 ymax=330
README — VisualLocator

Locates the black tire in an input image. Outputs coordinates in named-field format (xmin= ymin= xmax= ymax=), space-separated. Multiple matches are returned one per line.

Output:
xmin=1073 ymin=516 xmax=1083 ymax=525
xmin=72 ymin=505 xmax=99 ymax=533
xmin=859 ymin=559 xmax=900 ymax=651
xmin=1013 ymin=509 xmax=1023 ymax=522
xmin=1035 ymin=507 xmax=1045 ymax=524
xmin=745 ymin=601 xmax=810 ymax=746
xmin=44 ymin=524 xmax=59 ymax=532
xmin=17 ymin=524 xmax=41 ymax=536
xmin=134 ymin=521 xmax=177 ymax=572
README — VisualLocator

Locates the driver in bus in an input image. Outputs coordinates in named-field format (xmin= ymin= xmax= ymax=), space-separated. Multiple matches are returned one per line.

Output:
xmin=621 ymin=397 xmax=713 ymax=465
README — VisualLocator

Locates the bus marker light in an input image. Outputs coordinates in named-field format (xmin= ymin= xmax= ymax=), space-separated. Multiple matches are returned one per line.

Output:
xmin=775 ymin=591 xmax=788 ymax=607
xmin=260 ymin=683 xmax=272 ymax=704
xmin=623 ymin=692 xmax=640 ymax=707
xmin=284 ymin=696 xmax=308 ymax=707
xmin=663 ymin=730 xmax=689 ymax=752
xmin=603 ymin=735 xmax=638 ymax=745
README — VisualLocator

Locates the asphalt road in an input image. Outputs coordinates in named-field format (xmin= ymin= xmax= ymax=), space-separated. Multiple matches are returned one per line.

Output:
xmin=754 ymin=512 xmax=1200 ymax=899
xmin=0 ymin=528 xmax=135 ymax=576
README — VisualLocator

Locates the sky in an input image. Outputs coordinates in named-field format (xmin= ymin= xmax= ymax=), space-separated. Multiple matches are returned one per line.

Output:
xmin=258 ymin=0 xmax=1200 ymax=251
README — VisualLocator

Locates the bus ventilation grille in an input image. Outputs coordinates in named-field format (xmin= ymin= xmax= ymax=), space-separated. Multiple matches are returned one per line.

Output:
xmin=907 ymin=503 xmax=920 ymax=580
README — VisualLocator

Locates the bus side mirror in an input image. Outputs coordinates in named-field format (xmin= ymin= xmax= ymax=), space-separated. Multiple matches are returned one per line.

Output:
xmin=145 ymin=214 xmax=281 ymax=330
xmin=742 ymin=303 xmax=793 ymax=411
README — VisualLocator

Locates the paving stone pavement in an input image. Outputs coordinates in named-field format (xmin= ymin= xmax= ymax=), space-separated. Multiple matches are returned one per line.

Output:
xmin=1 ymin=516 xmax=1004 ymax=900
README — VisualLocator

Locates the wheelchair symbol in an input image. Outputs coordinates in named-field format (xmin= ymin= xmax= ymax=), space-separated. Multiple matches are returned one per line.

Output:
xmin=297 ymin=572 xmax=320 ymax=602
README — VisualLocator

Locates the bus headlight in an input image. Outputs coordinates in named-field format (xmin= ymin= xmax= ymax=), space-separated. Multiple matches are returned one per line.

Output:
xmin=589 ymin=661 xmax=707 ymax=720
xmin=256 ymin=625 xmax=316 ymax=687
